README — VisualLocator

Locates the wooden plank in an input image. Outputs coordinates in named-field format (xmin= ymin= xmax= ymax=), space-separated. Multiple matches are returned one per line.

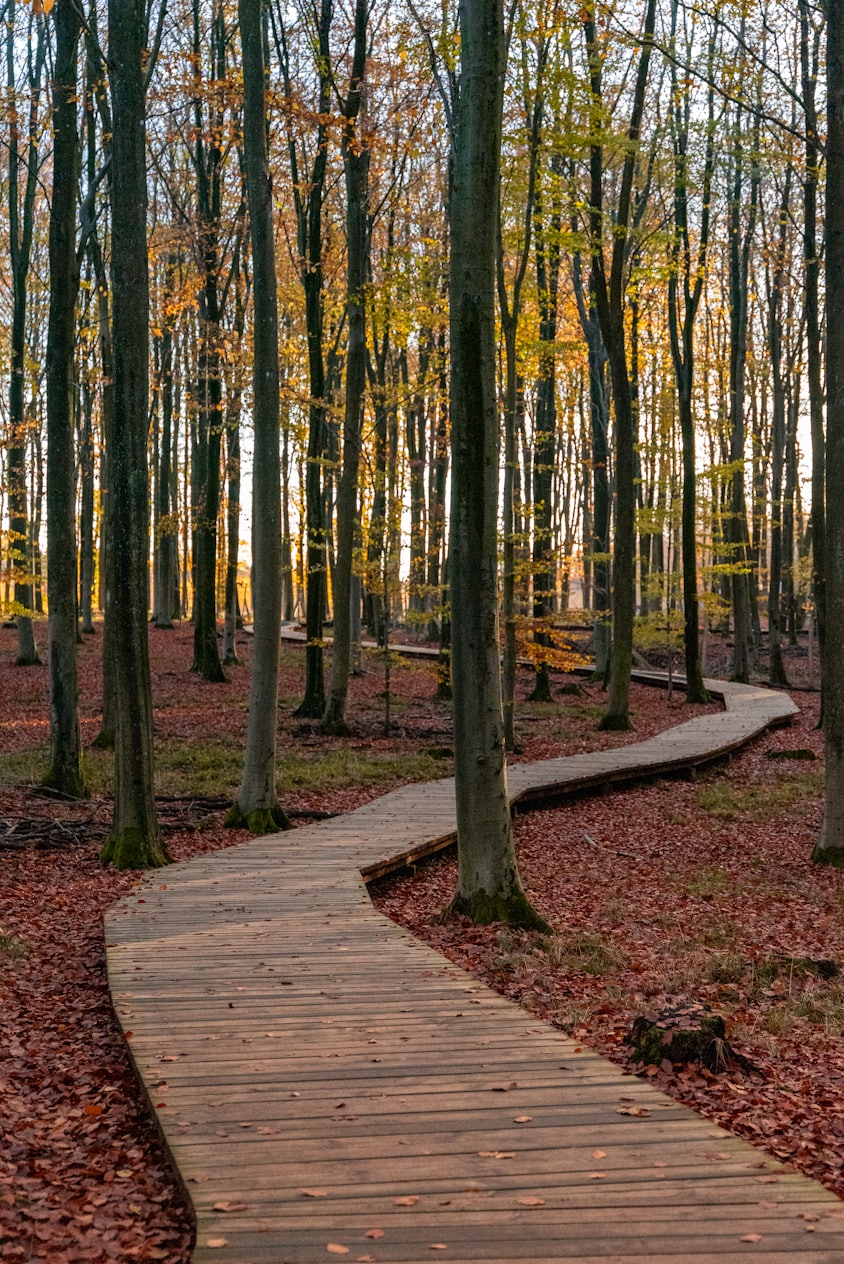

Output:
xmin=106 ymin=672 xmax=835 ymax=1264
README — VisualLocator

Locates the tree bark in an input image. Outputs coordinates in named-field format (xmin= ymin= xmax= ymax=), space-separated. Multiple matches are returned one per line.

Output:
xmin=100 ymin=0 xmax=168 ymax=868
xmin=448 ymin=0 xmax=546 ymax=931
xmin=322 ymin=0 xmax=369 ymax=735
xmin=814 ymin=0 xmax=844 ymax=864
xmin=6 ymin=4 xmax=45 ymax=667
xmin=585 ymin=0 xmax=657 ymax=730
xmin=228 ymin=0 xmax=290 ymax=834
xmin=666 ymin=10 xmax=714 ymax=705
xmin=44 ymin=0 xmax=86 ymax=799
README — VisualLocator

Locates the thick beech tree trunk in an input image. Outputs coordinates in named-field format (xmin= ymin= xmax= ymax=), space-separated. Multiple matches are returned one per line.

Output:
xmin=44 ymin=0 xmax=86 ymax=799
xmin=227 ymin=0 xmax=290 ymax=834
xmin=448 ymin=0 xmax=546 ymax=931
xmin=815 ymin=0 xmax=844 ymax=865
xmin=100 ymin=0 xmax=168 ymax=869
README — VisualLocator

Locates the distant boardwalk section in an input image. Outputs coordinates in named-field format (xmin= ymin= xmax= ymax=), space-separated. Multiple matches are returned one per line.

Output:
xmin=106 ymin=675 xmax=844 ymax=1263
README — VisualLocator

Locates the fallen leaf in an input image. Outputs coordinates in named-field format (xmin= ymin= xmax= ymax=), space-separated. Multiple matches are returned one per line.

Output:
xmin=430 ymin=1246 xmax=447 ymax=1251
xmin=616 ymin=1105 xmax=649 ymax=1117
xmin=588 ymin=1172 xmax=606 ymax=1179
xmin=301 ymin=1189 xmax=329 ymax=1198
xmin=365 ymin=1230 xmax=385 ymax=1239
xmin=477 ymin=1150 xmax=515 ymax=1159
xmin=517 ymin=1196 xmax=545 ymax=1207
xmin=213 ymin=1201 xmax=247 ymax=1212
xmin=395 ymin=1196 xmax=420 ymax=1206
xmin=84 ymin=1103 xmax=104 ymax=1117
xmin=513 ymin=1115 xmax=533 ymax=1123
xmin=740 ymin=1234 xmax=762 ymax=1243
xmin=592 ymin=1149 xmax=607 ymax=1159
xmin=205 ymin=1240 xmax=228 ymax=1249
xmin=327 ymin=1245 xmax=350 ymax=1255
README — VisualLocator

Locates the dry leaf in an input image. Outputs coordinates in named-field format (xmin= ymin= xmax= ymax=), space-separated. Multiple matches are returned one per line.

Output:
xmin=513 ymin=1115 xmax=532 ymax=1123
xmin=327 ymin=1246 xmax=350 ymax=1256
xmin=740 ymin=1234 xmax=762 ymax=1243
xmin=430 ymin=1246 xmax=447 ymax=1251
xmin=301 ymin=1188 xmax=329 ymax=1198
xmin=616 ymin=1105 xmax=649 ymax=1117
xmin=205 ymin=1240 xmax=227 ymax=1250
xmin=365 ymin=1229 xmax=385 ymax=1239
xmin=588 ymin=1172 xmax=606 ymax=1179
xmin=213 ymin=1201 xmax=247 ymax=1213
xmin=395 ymin=1195 xmax=419 ymax=1206
xmin=592 ymin=1149 xmax=607 ymax=1159
xmin=517 ymin=1196 xmax=545 ymax=1207
xmin=84 ymin=1103 xmax=104 ymax=1118
xmin=477 ymin=1150 xmax=515 ymax=1159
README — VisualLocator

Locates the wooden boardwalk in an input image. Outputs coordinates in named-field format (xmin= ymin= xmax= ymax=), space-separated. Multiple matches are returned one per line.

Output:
xmin=106 ymin=678 xmax=844 ymax=1263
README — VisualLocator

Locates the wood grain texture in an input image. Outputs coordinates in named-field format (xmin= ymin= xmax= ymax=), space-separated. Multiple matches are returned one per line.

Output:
xmin=106 ymin=673 xmax=842 ymax=1263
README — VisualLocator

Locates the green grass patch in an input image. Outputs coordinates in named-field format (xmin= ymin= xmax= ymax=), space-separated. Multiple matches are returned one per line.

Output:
xmin=681 ymin=866 xmax=734 ymax=899
xmin=0 ymin=930 xmax=29 ymax=964
xmin=547 ymin=930 xmax=626 ymax=975
xmin=705 ymin=951 xmax=747 ymax=984
xmin=762 ymin=986 xmax=844 ymax=1038
xmin=0 ymin=738 xmax=450 ymax=802
xmin=695 ymin=770 xmax=823 ymax=821
xmin=278 ymin=747 xmax=450 ymax=794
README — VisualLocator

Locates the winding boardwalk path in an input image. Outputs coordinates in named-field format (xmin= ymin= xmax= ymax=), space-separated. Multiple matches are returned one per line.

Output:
xmin=106 ymin=677 xmax=844 ymax=1263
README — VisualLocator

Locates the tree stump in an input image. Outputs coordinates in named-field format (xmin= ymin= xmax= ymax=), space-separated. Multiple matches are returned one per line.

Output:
xmin=629 ymin=1003 xmax=754 ymax=1073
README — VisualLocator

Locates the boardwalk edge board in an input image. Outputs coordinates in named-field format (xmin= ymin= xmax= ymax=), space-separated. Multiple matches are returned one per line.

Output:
xmin=106 ymin=671 xmax=841 ymax=1264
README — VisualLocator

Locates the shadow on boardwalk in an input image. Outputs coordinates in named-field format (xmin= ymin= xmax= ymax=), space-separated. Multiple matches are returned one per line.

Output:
xmin=106 ymin=675 xmax=844 ymax=1263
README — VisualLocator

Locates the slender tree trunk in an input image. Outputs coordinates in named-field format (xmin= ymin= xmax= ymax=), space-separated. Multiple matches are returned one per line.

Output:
xmin=323 ymin=0 xmax=368 ymax=735
xmin=78 ymin=375 xmax=96 ymax=634
xmin=100 ymin=0 xmax=168 ymax=868
xmin=153 ymin=260 xmax=179 ymax=629
xmin=585 ymin=0 xmax=657 ymax=730
xmin=448 ymin=0 xmax=546 ymax=931
xmin=666 ymin=14 xmax=714 ymax=704
xmin=44 ymin=0 xmax=86 ymax=799
xmin=800 ymin=0 xmax=826 ymax=704
xmin=815 ymin=0 xmax=844 ymax=863
xmin=572 ymin=247 xmax=611 ymax=678
xmin=228 ymin=0 xmax=289 ymax=833
xmin=189 ymin=0 xmax=227 ymax=683
xmin=6 ymin=5 xmax=44 ymax=667
xmin=529 ymin=155 xmax=561 ymax=704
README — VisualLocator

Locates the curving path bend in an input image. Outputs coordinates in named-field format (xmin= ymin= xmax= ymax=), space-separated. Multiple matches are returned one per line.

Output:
xmin=106 ymin=677 xmax=844 ymax=1263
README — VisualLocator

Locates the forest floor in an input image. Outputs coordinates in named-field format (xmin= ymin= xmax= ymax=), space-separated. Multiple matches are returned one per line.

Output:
xmin=0 ymin=619 xmax=838 ymax=1261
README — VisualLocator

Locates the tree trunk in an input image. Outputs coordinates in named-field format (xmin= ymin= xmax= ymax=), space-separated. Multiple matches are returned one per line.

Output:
xmin=814 ymin=0 xmax=844 ymax=864
xmin=448 ymin=0 xmax=546 ymax=931
xmin=585 ymin=0 xmax=657 ymax=730
xmin=100 ymin=0 xmax=168 ymax=869
xmin=6 ymin=5 xmax=45 ymax=667
xmin=323 ymin=0 xmax=369 ymax=735
xmin=666 ymin=12 xmax=714 ymax=705
xmin=44 ymin=0 xmax=86 ymax=799
xmin=227 ymin=0 xmax=289 ymax=834
xmin=279 ymin=0 xmax=333 ymax=717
